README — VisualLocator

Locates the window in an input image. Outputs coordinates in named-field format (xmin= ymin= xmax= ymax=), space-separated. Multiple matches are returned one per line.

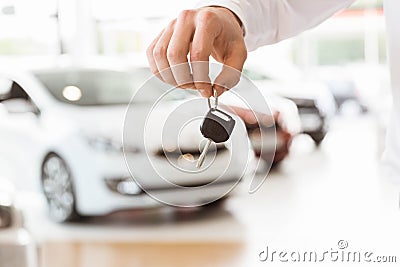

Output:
xmin=0 ymin=0 xmax=59 ymax=55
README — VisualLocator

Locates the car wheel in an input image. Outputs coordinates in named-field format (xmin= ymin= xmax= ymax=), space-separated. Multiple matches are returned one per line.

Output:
xmin=41 ymin=154 xmax=79 ymax=222
xmin=271 ymin=159 xmax=283 ymax=168
xmin=309 ymin=132 xmax=326 ymax=146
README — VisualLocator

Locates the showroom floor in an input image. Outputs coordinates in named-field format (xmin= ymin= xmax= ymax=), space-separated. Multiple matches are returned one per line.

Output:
xmin=20 ymin=115 xmax=400 ymax=267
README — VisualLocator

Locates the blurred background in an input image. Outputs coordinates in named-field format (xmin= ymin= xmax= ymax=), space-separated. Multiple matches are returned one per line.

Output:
xmin=1 ymin=0 xmax=399 ymax=267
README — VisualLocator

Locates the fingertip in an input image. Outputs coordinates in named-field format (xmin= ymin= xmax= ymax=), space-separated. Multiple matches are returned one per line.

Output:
xmin=213 ymin=65 xmax=241 ymax=94
xmin=199 ymin=90 xmax=208 ymax=97
xmin=199 ymin=88 xmax=212 ymax=98
xmin=213 ymin=84 xmax=228 ymax=96
xmin=154 ymin=72 xmax=164 ymax=81
xmin=194 ymin=82 xmax=212 ymax=97
xmin=178 ymin=82 xmax=195 ymax=89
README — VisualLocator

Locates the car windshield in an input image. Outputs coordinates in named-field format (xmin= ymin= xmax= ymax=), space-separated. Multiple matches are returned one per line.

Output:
xmin=34 ymin=68 xmax=187 ymax=106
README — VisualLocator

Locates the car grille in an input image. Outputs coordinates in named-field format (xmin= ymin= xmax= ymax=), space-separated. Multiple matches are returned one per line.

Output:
xmin=155 ymin=144 xmax=227 ymax=158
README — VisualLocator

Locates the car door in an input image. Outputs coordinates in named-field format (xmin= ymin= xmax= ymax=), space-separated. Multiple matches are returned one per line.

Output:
xmin=0 ymin=78 xmax=44 ymax=190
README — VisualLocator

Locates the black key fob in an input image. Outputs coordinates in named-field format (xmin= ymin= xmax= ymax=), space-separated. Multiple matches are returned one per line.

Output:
xmin=200 ymin=108 xmax=235 ymax=143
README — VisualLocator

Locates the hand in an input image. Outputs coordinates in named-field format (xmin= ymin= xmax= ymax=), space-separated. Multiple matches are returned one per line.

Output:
xmin=147 ymin=6 xmax=247 ymax=97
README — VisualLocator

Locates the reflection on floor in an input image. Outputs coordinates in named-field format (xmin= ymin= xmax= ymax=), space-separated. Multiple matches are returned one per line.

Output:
xmin=21 ymin=115 xmax=400 ymax=267
xmin=42 ymin=242 xmax=244 ymax=267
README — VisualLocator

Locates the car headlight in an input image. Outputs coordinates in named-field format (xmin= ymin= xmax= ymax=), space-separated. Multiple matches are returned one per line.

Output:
xmin=104 ymin=177 xmax=143 ymax=196
xmin=87 ymin=137 xmax=123 ymax=153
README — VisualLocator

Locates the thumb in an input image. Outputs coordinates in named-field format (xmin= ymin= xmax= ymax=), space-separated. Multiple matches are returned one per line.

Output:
xmin=213 ymin=44 xmax=247 ymax=96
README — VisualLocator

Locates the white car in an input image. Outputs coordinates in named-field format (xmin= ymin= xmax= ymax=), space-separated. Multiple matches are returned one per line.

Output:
xmin=0 ymin=67 xmax=253 ymax=222
xmin=0 ymin=179 xmax=37 ymax=267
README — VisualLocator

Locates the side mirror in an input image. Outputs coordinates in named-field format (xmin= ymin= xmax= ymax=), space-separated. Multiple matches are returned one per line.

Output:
xmin=1 ymin=99 xmax=39 ymax=115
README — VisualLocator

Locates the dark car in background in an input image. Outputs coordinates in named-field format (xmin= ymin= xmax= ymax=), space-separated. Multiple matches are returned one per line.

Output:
xmin=325 ymin=79 xmax=368 ymax=114
xmin=244 ymin=68 xmax=336 ymax=146
xmin=287 ymin=97 xmax=330 ymax=145
xmin=313 ymin=66 xmax=369 ymax=114
xmin=217 ymin=70 xmax=302 ymax=166
xmin=222 ymin=92 xmax=301 ymax=166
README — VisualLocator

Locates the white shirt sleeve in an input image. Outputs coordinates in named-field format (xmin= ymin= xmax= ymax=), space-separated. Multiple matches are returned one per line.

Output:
xmin=196 ymin=0 xmax=356 ymax=51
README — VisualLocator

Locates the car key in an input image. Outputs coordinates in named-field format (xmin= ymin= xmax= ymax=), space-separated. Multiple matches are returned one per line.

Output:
xmin=196 ymin=90 xmax=236 ymax=168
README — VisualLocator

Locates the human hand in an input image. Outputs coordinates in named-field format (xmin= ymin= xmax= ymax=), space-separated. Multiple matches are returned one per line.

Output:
xmin=147 ymin=6 xmax=247 ymax=97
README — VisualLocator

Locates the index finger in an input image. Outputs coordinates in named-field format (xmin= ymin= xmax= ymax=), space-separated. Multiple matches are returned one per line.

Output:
xmin=189 ymin=14 xmax=220 ymax=97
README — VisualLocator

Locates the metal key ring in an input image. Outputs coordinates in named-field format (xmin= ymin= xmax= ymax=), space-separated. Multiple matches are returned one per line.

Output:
xmin=207 ymin=88 xmax=218 ymax=109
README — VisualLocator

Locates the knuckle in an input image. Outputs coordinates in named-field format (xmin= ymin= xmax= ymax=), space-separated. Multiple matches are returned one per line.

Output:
xmin=190 ymin=49 xmax=204 ymax=61
xmin=146 ymin=39 xmax=158 ymax=57
xmin=197 ymin=10 xmax=217 ymax=24
xmin=153 ymin=45 xmax=167 ymax=59
xmin=167 ymin=19 xmax=177 ymax=29
xmin=166 ymin=48 xmax=184 ymax=62
xmin=178 ymin=9 xmax=194 ymax=20
xmin=146 ymin=45 xmax=154 ymax=58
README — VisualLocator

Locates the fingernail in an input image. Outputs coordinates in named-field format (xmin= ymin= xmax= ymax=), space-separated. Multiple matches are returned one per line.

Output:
xmin=200 ymin=90 xmax=210 ymax=97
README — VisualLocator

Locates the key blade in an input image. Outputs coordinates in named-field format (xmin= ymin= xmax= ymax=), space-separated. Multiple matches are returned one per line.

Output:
xmin=196 ymin=139 xmax=212 ymax=169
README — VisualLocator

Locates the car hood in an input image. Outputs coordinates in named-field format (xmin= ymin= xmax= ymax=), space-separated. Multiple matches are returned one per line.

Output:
xmin=58 ymin=104 xmax=128 ymax=142
xmin=55 ymin=101 xmax=210 ymax=151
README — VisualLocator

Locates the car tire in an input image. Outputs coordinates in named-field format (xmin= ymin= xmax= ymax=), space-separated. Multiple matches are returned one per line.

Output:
xmin=309 ymin=132 xmax=326 ymax=146
xmin=271 ymin=159 xmax=283 ymax=168
xmin=41 ymin=153 xmax=80 ymax=222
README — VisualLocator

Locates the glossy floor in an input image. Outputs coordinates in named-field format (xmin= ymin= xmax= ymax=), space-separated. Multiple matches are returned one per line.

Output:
xmin=21 ymin=115 xmax=400 ymax=267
